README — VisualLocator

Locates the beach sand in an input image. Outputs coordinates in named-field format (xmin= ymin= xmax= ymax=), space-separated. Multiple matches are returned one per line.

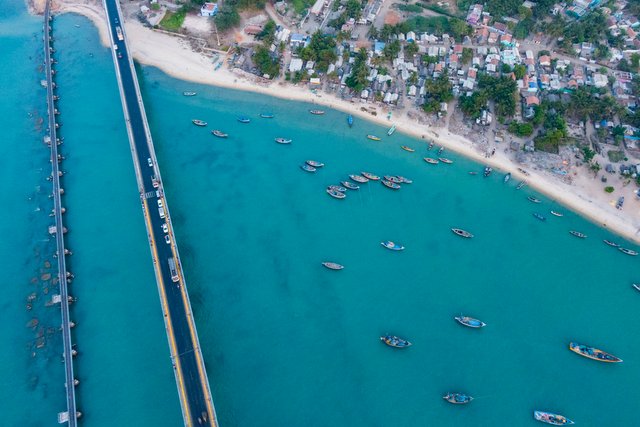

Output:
xmin=52 ymin=0 xmax=640 ymax=244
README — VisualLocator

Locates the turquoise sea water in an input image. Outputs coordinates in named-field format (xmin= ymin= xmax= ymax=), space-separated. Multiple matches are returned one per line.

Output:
xmin=3 ymin=3 xmax=640 ymax=425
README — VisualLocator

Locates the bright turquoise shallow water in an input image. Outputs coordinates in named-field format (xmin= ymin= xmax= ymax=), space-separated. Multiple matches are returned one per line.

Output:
xmin=2 ymin=4 xmax=639 ymax=426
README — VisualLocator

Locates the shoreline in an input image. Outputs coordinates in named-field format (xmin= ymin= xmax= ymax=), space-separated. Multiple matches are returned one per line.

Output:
xmin=52 ymin=1 xmax=640 ymax=245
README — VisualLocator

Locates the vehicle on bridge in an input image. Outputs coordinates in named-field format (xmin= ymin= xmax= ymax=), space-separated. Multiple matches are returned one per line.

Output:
xmin=168 ymin=257 xmax=179 ymax=282
xmin=116 ymin=25 xmax=123 ymax=41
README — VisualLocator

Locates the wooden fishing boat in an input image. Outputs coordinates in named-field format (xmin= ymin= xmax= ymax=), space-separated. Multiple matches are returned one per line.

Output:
xmin=322 ymin=262 xmax=344 ymax=270
xmin=382 ymin=180 xmax=401 ymax=190
xmin=396 ymin=176 xmax=412 ymax=184
xmin=380 ymin=335 xmax=411 ymax=348
xmin=384 ymin=176 xmax=402 ymax=184
xmin=237 ymin=116 xmax=251 ymax=123
xmin=516 ymin=181 xmax=527 ymax=190
xmin=528 ymin=196 xmax=542 ymax=203
xmin=349 ymin=174 xmax=369 ymax=183
xmin=533 ymin=213 xmax=546 ymax=221
xmin=569 ymin=342 xmax=622 ymax=363
xmin=569 ymin=230 xmax=587 ymax=239
xmin=534 ymin=411 xmax=574 ymax=425
xmin=428 ymin=141 xmax=434 ymax=150
xmin=437 ymin=146 xmax=444 ymax=155
xmin=451 ymin=228 xmax=473 ymax=238
xmin=443 ymin=393 xmax=473 ymax=405
xmin=401 ymin=145 xmax=415 ymax=152
xmin=381 ymin=241 xmax=404 ymax=251
xmin=550 ymin=211 xmax=563 ymax=217
xmin=182 ymin=91 xmax=196 ymax=96
xmin=275 ymin=137 xmax=292 ymax=144
xmin=483 ymin=166 xmax=492 ymax=177
xmin=326 ymin=188 xmax=346 ymax=199
xmin=361 ymin=172 xmax=380 ymax=181
xmin=439 ymin=157 xmax=453 ymax=164
xmin=504 ymin=173 xmax=511 ymax=183
xmin=367 ymin=134 xmax=381 ymax=141
xmin=328 ymin=185 xmax=347 ymax=193
xmin=306 ymin=160 xmax=324 ymax=168
xmin=192 ymin=119 xmax=207 ymax=126
xmin=341 ymin=181 xmax=359 ymax=190
xmin=603 ymin=239 xmax=619 ymax=248
xmin=387 ymin=124 xmax=396 ymax=135
xmin=300 ymin=164 xmax=316 ymax=173
xmin=309 ymin=109 xmax=325 ymax=115
xmin=424 ymin=157 xmax=439 ymax=164
xmin=212 ymin=130 xmax=228 ymax=138
xmin=454 ymin=315 xmax=486 ymax=328
xmin=619 ymin=247 xmax=638 ymax=256
xmin=260 ymin=113 xmax=274 ymax=118
xmin=632 ymin=284 xmax=640 ymax=292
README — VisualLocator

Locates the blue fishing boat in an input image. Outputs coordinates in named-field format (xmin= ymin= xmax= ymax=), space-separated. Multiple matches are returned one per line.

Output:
xmin=380 ymin=335 xmax=411 ymax=348
xmin=322 ymin=262 xmax=344 ymax=270
xmin=534 ymin=411 xmax=574 ymax=425
xmin=443 ymin=392 xmax=473 ymax=404
xmin=300 ymin=164 xmax=316 ymax=173
xmin=533 ymin=213 xmax=546 ymax=221
xmin=347 ymin=115 xmax=353 ymax=127
xmin=237 ymin=116 xmax=251 ymax=123
xmin=455 ymin=315 xmax=486 ymax=328
xmin=341 ymin=181 xmax=359 ymax=190
xmin=569 ymin=342 xmax=622 ymax=363
xmin=260 ymin=113 xmax=274 ymax=118
xmin=306 ymin=160 xmax=324 ymax=168
xmin=384 ymin=176 xmax=402 ymax=183
xmin=381 ymin=241 xmax=404 ymax=251
xmin=328 ymin=185 xmax=347 ymax=193
xmin=275 ymin=137 xmax=292 ymax=144
xmin=382 ymin=180 xmax=401 ymax=190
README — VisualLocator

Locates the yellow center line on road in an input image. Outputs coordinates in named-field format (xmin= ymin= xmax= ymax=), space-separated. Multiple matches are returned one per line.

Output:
xmin=142 ymin=198 xmax=193 ymax=427
xmin=168 ymin=233 xmax=216 ymax=425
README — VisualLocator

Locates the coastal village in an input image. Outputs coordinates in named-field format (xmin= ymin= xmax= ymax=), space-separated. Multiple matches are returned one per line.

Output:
xmin=123 ymin=0 xmax=640 ymax=210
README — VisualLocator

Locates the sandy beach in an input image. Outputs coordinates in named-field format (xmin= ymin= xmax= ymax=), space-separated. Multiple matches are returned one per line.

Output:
xmin=49 ymin=0 xmax=640 ymax=244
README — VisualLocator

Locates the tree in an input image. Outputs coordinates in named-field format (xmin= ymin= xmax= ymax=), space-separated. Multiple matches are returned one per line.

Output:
xmin=459 ymin=91 xmax=488 ymax=119
xmin=631 ymin=53 xmax=640 ymax=71
xmin=346 ymin=48 xmax=369 ymax=92
xmin=423 ymin=71 xmax=453 ymax=113
xmin=256 ymin=20 xmax=276 ymax=45
xmin=383 ymin=40 xmax=401 ymax=60
xmin=345 ymin=0 xmax=363 ymax=19
xmin=253 ymin=46 xmax=280 ymax=78
xmin=513 ymin=64 xmax=526 ymax=80
xmin=215 ymin=4 xmax=240 ymax=31
xmin=582 ymin=146 xmax=595 ymax=163
xmin=299 ymin=31 xmax=337 ymax=72
xmin=461 ymin=48 xmax=473 ymax=65
xmin=405 ymin=41 xmax=419 ymax=59
xmin=508 ymin=122 xmax=534 ymax=137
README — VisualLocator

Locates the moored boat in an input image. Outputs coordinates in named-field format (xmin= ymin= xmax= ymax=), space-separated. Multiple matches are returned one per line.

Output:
xmin=382 ymin=180 xmax=401 ymax=190
xmin=516 ymin=181 xmax=527 ymax=190
xmin=192 ymin=119 xmax=207 ymax=126
xmin=380 ymin=335 xmax=411 ymax=348
xmin=237 ymin=116 xmax=251 ymax=123
xmin=322 ymin=262 xmax=344 ymax=270
xmin=603 ymin=239 xmax=619 ymax=247
xmin=183 ymin=91 xmax=196 ymax=96
xmin=300 ymin=164 xmax=316 ymax=173
xmin=367 ymin=134 xmax=381 ymax=141
xmin=534 ymin=411 xmax=574 ymax=425
xmin=632 ymin=284 xmax=640 ymax=292
xmin=397 ymin=176 xmax=412 ymax=184
xmin=401 ymin=145 xmax=415 ymax=152
xmin=361 ymin=172 xmax=380 ymax=181
xmin=443 ymin=393 xmax=473 ymax=405
xmin=260 ymin=113 xmax=274 ymax=118
xmin=439 ymin=157 xmax=453 ymax=164
xmin=424 ymin=157 xmax=439 ymax=165
xmin=550 ymin=211 xmax=563 ymax=217
xmin=341 ymin=181 xmax=359 ymax=190
xmin=454 ymin=315 xmax=486 ymax=328
xmin=569 ymin=342 xmax=622 ymax=363
xmin=306 ymin=160 xmax=324 ymax=168
xmin=437 ymin=146 xmax=444 ymax=155
xmin=468 ymin=171 xmax=478 ymax=175
xmin=384 ymin=176 xmax=402 ymax=183
xmin=569 ymin=230 xmax=587 ymax=239
xmin=350 ymin=174 xmax=369 ymax=183
xmin=212 ymin=130 xmax=228 ymax=138
xmin=326 ymin=188 xmax=346 ymax=199
xmin=328 ymin=185 xmax=347 ymax=193
xmin=483 ymin=166 xmax=492 ymax=177
xmin=428 ymin=141 xmax=434 ymax=150
xmin=309 ymin=109 xmax=325 ymax=115
xmin=533 ymin=213 xmax=546 ymax=221
xmin=347 ymin=114 xmax=353 ymax=127
xmin=528 ymin=196 xmax=541 ymax=203
xmin=451 ymin=228 xmax=473 ymax=238
xmin=381 ymin=241 xmax=404 ymax=251
xmin=619 ymin=247 xmax=638 ymax=256
xmin=387 ymin=125 xmax=396 ymax=135
xmin=275 ymin=137 xmax=292 ymax=144
xmin=504 ymin=173 xmax=511 ymax=183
